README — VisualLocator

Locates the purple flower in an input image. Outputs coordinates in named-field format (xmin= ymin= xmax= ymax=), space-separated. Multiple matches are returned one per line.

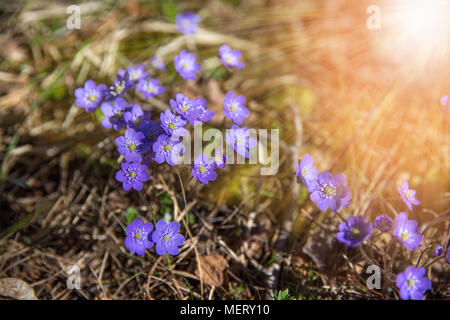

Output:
xmin=192 ymin=98 xmax=215 ymax=123
xmin=213 ymin=148 xmax=227 ymax=169
xmin=219 ymin=44 xmax=244 ymax=69
xmin=137 ymin=78 xmax=165 ymax=99
xmin=433 ymin=245 xmax=443 ymax=257
xmin=160 ymin=109 xmax=188 ymax=138
xmin=150 ymin=55 xmax=165 ymax=70
xmin=295 ymin=154 xmax=319 ymax=192
xmin=74 ymin=80 xmax=107 ymax=112
xmin=375 ymin=214 xmax=394 ymax=232
xmin=192 ymin=153 xmax=217 ymax=184
xmin=139 ymin=120 xmax=165 ymax=144
xmin=223 ymin=91 xmax=249 ymax=125
xmin=124 ymin=104 xmax=144 ymax=128
xmin=225 ymin=125 xmax=257 ymax=158
xmin=396 ymin=266 xmax=432 ymax=300
xmin=115 ymin=161 xmax=150 ymax=191
xmin=119 ymin=64 xmax=151 ymax=82
xmin=152 ymin=134 xmax=185 ymax=166
xmin=106 ymin=71 xmax=134 ymax=101
xmin=124 ymin=218 xmax=154 ymax=255
xmin=152 ymin=220 xmax=185 ymax=256
xmin=175 ymin=11 xmax=201 ymax=35
xmin=393 ymin=212 xmax=423 ymax=250
xmin=170 ymin=94 xmax=202 ymax=124
xmin=446 ymin=247 xmax=450 ymax=264
xmin=336 ymin=215 xmax=373 ymax=247
xmin=100 ymin=97 xmax=129 ymax=130
xmin=115 ymin=127 xmax=150 ymax=162
xmin=398 ymin=180 xmax=420 ymax=211
xmin=174 ymin=50 xmax=201 ymax=80
xmin=441 ymin=95 xmax=448 ymax=107
xmin=309 ymin=172 xmax=352 ymax=211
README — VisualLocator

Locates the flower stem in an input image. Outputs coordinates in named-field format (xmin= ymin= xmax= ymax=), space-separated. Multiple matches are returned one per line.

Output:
xmin=165 ymin=253 xmax=172 ymax=269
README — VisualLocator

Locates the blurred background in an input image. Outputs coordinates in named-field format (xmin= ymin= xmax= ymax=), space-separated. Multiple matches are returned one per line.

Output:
xmin=0 ymin=0 xmax=448 ymax=300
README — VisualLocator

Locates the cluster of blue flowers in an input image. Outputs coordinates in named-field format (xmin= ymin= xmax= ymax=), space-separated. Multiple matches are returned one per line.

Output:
xmin=296 ymin=154 xmax=449 ymax=300
xmin=125 ymin=218 xmax=185 ymax=257
xmin=296 ymin=154 xmax=352 ymax=212
xmin=74 ymin=11 xmax=250 ymax=191
xmin=74 ymin=11 xmax=253 ymax=258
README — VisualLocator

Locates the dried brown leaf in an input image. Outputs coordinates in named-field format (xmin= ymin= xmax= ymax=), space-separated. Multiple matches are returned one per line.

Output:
xmin=0 ymin=278 xmax=37 ymax=300
xmin=197 ymin=254 xmax=227 ymax=287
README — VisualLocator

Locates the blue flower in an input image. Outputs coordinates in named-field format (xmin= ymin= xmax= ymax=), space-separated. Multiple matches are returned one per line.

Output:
xmin=152 ymin=134 xmax=185 ymax=166
xmin=192 ymin=153 xmax=217 ymax=184
xmin=139 ymin=119 xmax=165 ymax=145
xmin=115 ymin=161 xmax=150 ymax=191
xmin=225 ymin=125 xmax=257 ymax=158
xmin=119 ymin=64 xmax=151 ymax=82
xmin=124 ymin=218 xmax=153 ymax=255
xmin=192 ymin=98 xmax=215 ymax=123
xmin=295 ymin=153 xmax=319 ymax=192
xmin=396 ymin=266 xmax=431 ymax=300
xmin=433 ymin=245 xmax=443 ymax=257
xmin=152 ymin=220 xmax=185 ymax=256
xmin=176 ymin=11 xmax=201 ymax=35
xmin=223 ymin=91 xmax=249 ymax=125
xmin=174 ymin=50 xmax=201 ymax=80
xmin=74 ymin=80 xmax=107 ymax=112
xmin=150 ymin=55 xmax=165 ymax=70
xmin=115 ymin=127 xmax=150 ymax=162
xmin=375 ymin=214 xmax=394 ymax=232
xmin=100 ymin=97 xmax=129 ymax=130
xmin=170 ymin=94 xmax=202 ymax=124
xmin=219 ymin=44 xmax=244 ymax=69
xmin=124 ymin=104 xmax=144 ymax=128
xmin=446 ymin=247 xmax=450 ymax=264
xmin=136 ymin=78 xmax=165 ymax=99
xmin=398 ymin=180 xmax=420 ymax=211
xmin=106 ymin=71 xmax=134 ymax=101
xmin=213 ymin=148 xmax=227 ymax=169
xmin=309 ymin=172 xmax=352 ymax=211
xmin=393 ymin=212 xmax=423 ymax=250
xmin=160 ymin=109 xmax=189 ymax=138
xmin=441 ymin=95 xmax=448 ymax=107
xmin=336 ymin=215 xmax=373 ymax=247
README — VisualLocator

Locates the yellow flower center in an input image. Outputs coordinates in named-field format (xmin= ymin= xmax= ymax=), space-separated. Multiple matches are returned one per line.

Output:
xmin=169 ymin=123 xmax=175 ymax=129
xmin=134 ymin=233 xmax=141 ymax=239
xmin=163 ymin=235 xmax=169 ymax=241
xmin=352 ymin=228 xmax=360 ymax=237
xmin=326 ymin=187 xmax=334 ymax=195
xmin=164 ymin=145 xmax=172 ymax=151
xmin=147 ymin=86 xmax=153 ymax=93
xmin=407 ymin=279 xmax=415 ymax=287
xmin=401 ymin=233 xmax=409 ymax=241
xmin=88 ymin=95 xmax=96 ymax=101
xmin=181 ymin=104 xmax=188 ymax=111
xmin=129 ymin=144 xmax=136 ymax=150
xmin=302 ymin=168 xmax=307 ymax=176
xmin=199 ymin=166 xmax=206 ymax=173
xmin=129 ymin=171 xmax=136 ymax=178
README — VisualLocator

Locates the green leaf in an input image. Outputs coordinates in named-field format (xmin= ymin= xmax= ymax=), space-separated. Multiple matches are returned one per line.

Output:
xmin=161 ymin=0 xmax=178 ymax=21
xmin=159 ymin=191 xmax=173 ymax=205
xmin=275 ymin=288 xmax=296 ymax=300
xmin=125 ymin=207 xmax=140 ymax=225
